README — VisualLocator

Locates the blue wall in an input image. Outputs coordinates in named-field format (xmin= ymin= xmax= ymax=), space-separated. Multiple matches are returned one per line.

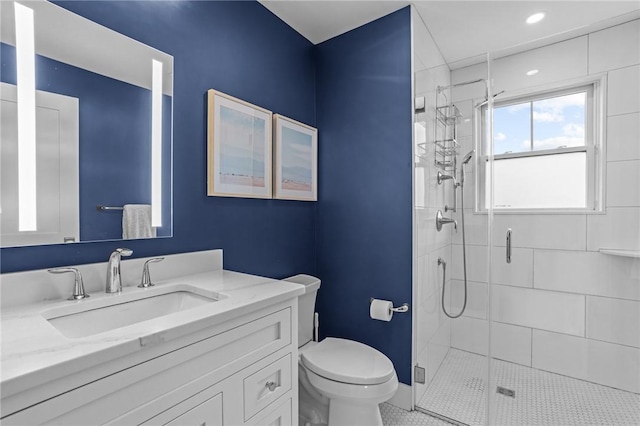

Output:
xmin=0 ymin=44 xmax=172 ymax=241
xmin=1 ymin=1 xmax=317 ymax=278
xmin=1 ymin=0 xmax=413 ymax=387
xmin=314 ymin=7 xmax=413 ymax=385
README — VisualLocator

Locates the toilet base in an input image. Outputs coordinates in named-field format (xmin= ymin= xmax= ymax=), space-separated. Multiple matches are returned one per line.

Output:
xmin=299 ymin=363 xmax=329 ymax=426
xmin=303 ymin=361 xmax=397 ymax=426
xmin=328 ymin=399 xmax=383 ymax=426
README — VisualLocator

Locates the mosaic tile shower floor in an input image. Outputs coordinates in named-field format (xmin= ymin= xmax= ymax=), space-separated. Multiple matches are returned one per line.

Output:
xmin=381 ymin=403 xmax=453 ymax=425
xmin=417 ymin=348 xmax=640 ymax=426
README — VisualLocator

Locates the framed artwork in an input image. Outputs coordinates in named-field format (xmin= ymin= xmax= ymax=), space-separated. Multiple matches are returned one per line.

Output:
xmin=207 ymin=89 xmax=272 ymax=198
xmin=273 ymin=114 xmax=318 ymax=201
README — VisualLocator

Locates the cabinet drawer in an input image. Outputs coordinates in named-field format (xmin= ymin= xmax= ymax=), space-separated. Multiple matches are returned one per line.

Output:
xmin=165 ymin=393 xmax=222 ymax=426
xmin=243 ymin=354 xmax=292 ymax=421
xmin=249 ymin=397 xmax=292 ymax=426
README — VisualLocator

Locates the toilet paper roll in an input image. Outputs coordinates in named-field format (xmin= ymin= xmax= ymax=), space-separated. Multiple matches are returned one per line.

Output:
xmin=370 ymin=299 xmax=393 ymax=322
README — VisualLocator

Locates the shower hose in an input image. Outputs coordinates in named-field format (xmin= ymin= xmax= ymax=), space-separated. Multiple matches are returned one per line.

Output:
xmin=439 ymin=180 xmax=468 ymax=319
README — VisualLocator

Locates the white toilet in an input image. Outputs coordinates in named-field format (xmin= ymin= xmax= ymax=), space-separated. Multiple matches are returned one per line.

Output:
xmin=284 ymin=275 xmax=398 ymax=426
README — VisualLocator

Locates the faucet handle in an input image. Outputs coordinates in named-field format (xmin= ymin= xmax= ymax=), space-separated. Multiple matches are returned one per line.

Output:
xmin=48 ymin=267 xmax=90 ymax=300
xmin=435 ymin=210 xmax=458 ymax=232
xmin=138 ymin=257 xmax=165 ymax=288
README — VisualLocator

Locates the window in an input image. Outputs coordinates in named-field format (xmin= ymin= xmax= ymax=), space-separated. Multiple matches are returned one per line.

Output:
xmin=478 ymin=79 xmax=604 ymax=212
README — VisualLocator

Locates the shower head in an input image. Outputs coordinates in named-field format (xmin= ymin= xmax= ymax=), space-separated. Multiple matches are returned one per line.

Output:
xmin=462 ymin=150 xmax=474 ymax=165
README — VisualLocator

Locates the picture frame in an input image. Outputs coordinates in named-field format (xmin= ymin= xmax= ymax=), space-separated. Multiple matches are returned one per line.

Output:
xmin=207 ymin=89 xmax=272 ymax=198
xmin=273 ymin=114 xmax=318 ymax=201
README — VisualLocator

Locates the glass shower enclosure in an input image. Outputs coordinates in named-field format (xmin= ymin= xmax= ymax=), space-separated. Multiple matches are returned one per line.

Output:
xmin=412 ymin=6 xmax=640 ymax=425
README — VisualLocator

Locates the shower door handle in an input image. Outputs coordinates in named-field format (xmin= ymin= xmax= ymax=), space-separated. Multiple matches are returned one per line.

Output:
xmin=506 ymin=228 xmax=512 ymax=264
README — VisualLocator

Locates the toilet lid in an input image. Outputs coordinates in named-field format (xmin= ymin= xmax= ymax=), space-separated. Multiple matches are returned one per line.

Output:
xmin=301 ymin=338 xmax=395 ymax=385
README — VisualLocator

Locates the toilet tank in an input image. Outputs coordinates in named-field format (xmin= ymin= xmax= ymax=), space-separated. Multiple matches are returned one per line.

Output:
xmin=283 ymin=274 xmax=321 ymax=347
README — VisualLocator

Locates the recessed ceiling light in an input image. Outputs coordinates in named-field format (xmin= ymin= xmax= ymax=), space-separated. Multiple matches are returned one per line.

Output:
xmin=526 ymin=12 xmax=546 ymax=24
xmin=526 ymin=69 xmax=539 ymax=76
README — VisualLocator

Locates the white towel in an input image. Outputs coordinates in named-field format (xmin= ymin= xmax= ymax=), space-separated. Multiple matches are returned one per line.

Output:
xmin=122 ymin=204 xmax=156 ymax=239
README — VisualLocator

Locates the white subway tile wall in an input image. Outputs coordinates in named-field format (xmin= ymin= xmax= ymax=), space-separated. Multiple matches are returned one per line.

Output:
xmin=589 ymin=20 xmax=640 ymax=73
xmin=608 ymin=65 xmax=640 ymax=116
xmin=586 ymin=337 xmax=640 ymax=393
xmin=534 ymin=249 xmax=640 ymax=301
xmin=586 ymin=296 xmax=640 ymax=348
xmin=446 ymin=19 xmax=640 ymax=395
xmin=608 ymin=113 xmax=640 ymax=162
xmin=533 ymin=330 xmax=640 ymax=393
xmin=451 ymin=316 xmax=488 ymax=355
xmin=491 ymin=214 xmax=588 ymax=251
xmin=492 ymin=36 xmax=589 ymax=93
xmin=491 ymin=285 xmax=586 ymax=336
xmin=606 ymin=160 xmax=640 ymax=207
xmin=532 ymin=330 xmax=590 ymax=382
xmin=490 ymin=246 xmax=534 ymax=288
xmin=452 ymin=209 xmax=488 ymax=246
xmin=451 ymin=244 xmax=488 ymax=282
xmin=450 ymin=280 xmax=487 ymax=320
xmin=587 ymin=207 xmax=640 ymax=251
xmin=491 ymin=321 xmax=533 ymax=366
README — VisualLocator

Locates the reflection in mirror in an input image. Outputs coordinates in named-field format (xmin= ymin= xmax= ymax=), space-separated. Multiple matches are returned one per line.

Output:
xmin=0 ymin=0 xmax=173 ymax=247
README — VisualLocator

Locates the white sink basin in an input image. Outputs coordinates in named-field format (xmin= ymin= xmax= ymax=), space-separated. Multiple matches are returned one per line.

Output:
xmin=42 ymin=285 xmax=221 ymax=338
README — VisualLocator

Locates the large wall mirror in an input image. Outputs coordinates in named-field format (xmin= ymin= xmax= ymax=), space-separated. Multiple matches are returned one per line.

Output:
xmin=0 ymin=0 xmax=173 ymax=248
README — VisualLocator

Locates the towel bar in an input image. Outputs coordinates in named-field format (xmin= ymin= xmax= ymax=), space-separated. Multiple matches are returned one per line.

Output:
xmin=97 ymin=205 xmax=124 ymax=211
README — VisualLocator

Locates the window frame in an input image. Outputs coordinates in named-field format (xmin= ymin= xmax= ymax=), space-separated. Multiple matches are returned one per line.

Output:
xmin=476 ymin=75 xmax=607 ymax=214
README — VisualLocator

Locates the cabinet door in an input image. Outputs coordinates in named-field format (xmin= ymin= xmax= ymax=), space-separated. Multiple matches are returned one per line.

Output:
xmin=164 ymin=393 xmax=222 ymax=426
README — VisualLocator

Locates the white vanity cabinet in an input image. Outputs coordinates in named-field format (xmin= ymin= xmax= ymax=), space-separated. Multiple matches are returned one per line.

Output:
xmin=1 ymin=299 xmax=299 ymax=426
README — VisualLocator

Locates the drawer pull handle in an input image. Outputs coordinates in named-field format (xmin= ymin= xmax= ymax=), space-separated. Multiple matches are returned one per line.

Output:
xmin=265 ymin=381 xmax=278 ymax=392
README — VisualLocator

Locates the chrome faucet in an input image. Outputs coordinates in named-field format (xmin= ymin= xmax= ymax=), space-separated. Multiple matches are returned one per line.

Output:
xmin=106 ymin=248 xmax=133 ymax=293
xmin=48 ymin=267 xmax=89 ymax=300
xmin=436 ymin=210 xmax=457 ymax=232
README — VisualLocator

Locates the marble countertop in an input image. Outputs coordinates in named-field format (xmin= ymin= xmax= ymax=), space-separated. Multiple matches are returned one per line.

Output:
xmin=0 ymin=268 xmax=305 ymax=400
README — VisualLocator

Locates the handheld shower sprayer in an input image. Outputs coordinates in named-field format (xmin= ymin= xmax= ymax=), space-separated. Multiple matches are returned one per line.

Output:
xmin=459 ymin=150 xmax=474 ymax=186
xmin=462 ymin=150 xmax=474 ymax=165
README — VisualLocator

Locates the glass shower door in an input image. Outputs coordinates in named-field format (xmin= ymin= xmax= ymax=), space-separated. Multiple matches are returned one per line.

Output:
xmin=486 ymin=37 xmax=640 ymax=425
xmin=411 ymin=41 xmax=494 ymax=426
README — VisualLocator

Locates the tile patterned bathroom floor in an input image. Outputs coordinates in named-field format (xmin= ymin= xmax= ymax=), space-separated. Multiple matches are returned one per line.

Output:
xmin=417 ymin=348 xmax=640 ymax=426
xmin=381 ymin=403 xmax=454 ymax=425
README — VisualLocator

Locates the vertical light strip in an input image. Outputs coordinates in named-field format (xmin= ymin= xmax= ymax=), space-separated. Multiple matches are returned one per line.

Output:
xmin=151 ymin=59 xmax=163 ymax=227
xmin=15 ymin=2 xmax=37 ymax=231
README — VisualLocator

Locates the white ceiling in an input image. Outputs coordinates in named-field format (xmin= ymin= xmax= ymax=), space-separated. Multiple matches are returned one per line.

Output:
xmin=259 ymin=0 xmax=640 ymax=68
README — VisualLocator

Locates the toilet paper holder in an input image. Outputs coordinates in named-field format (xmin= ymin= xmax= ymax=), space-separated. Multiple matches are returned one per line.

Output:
xmin=370 ymin=298 xmax=410 ymax=313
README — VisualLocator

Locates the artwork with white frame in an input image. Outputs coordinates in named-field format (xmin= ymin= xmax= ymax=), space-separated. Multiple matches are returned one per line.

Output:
xmin=207 ymin=89 xmax=272 ymax=198
xmin=273 ymin=114 xmax=317 ymax=201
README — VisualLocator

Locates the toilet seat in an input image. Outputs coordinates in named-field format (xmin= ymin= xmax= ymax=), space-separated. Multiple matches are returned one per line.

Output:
xmin=305 ymin=365 xmax=398 ymax=403
xmin=300 ymin=337 xmax=395 ymax=385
